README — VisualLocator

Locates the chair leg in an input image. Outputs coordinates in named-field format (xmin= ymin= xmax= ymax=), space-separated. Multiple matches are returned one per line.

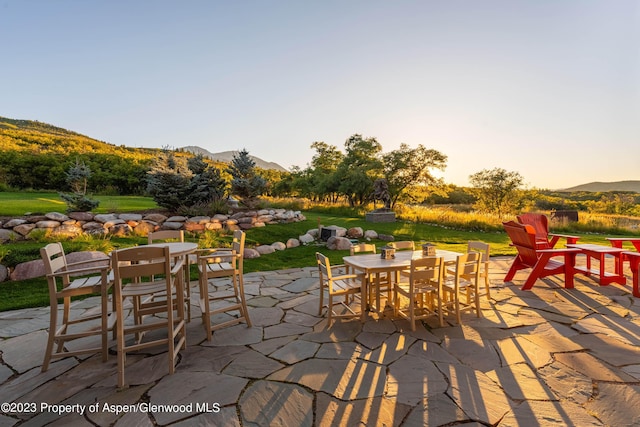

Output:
xmin=41 ymin=299 xmax=58 ymax=372
xmin=484 ymin=270 xmax=491 ymax=299
xmin=100 ymin=287 xmax=109 ymax=362
xmin=238 ymin=274 xmax=252 ymax=327
xmin=116 ymin=299 xmax=126 ymax=389
xmin=199 ymin=276 xmax=212 ymax=342
xmin=318 ymin=280 xmax=324 ymax=315
xmin=409 ymin=295 xmax=416 ymax=331
xmin=437 ymin=289 xmax=444 ymax=327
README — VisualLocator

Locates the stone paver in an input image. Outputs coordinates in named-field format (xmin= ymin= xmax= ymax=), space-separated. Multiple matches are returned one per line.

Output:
xmin=1 ymin=261 xmax=639 ymax=425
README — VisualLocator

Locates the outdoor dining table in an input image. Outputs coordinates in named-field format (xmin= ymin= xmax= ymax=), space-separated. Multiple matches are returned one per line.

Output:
xmin=342 ymin=249 xmax=463 ymax=313
xmin=566 ymin=243 xmax=627 ymax=286
xmin=144 ymin=241 xmax=199 ymax=308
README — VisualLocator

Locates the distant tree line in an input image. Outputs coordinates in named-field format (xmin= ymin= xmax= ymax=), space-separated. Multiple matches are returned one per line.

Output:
xmin=2 ymin=129 xmax=639 ymax=217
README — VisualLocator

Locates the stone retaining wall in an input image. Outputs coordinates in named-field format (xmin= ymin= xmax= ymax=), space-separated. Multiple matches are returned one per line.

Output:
xmin=0 ymin=212 xmax=398 ymax=283
xmin=0 ymin=209 xmax=306 ymax=241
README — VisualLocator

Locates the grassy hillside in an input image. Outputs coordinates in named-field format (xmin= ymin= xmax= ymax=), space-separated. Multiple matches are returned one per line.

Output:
xmin=0 ymin=116 xmax=160 ymax=160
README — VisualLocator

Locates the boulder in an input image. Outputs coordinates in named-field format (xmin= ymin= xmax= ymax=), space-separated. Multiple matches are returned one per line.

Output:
xmin=184 ymin=222 xmax=205 ymax=232
xmin=4 ymin=219 xmax=27 ymax=228
xmin=119 ymin=213 xmax=143 ymax=222
xmin=65 ymin=251 xmax=110 ymax=267
xmin=0 ymin=264 xmax=8 ymax=282
xmin=256 ymin=245 xmax=276 ymax=255
xmin=378 ymin=234 xmax=395 ymax=242
xmin=243 ymin=248 xmax=261 ymax=259
xmin=94 ymin=214 xmax=118 ymax=223
xmin=10 ymin=258 xmax=45 ymax=281
xmin=68 ymin=212 xmax=94 ymax=221
xmin=36 ymin=220 xmax=61 ymax=229
xmin=212 ymin=214 xmax=229 ymax=221
xmin=326 ymin=236 xmax=353 ymax=251
xmin=364 ymin=230 xmax=379 ymax=240
xmin=299 ymin=233 xmax=315 ymax=244
xmin=45 ymin=212 xmax=69 ymax=222
xmin=347 ymin=227 xmax=364 ymax=239
xmin=134 ymin=221 xmax=156 ymax=235
xmin=109 ymin=224 xmax=132 ymax=236
xmin=226 ymin=223 xmax=241 ymax=231
xmin=13 ymin=223 xmax=36 ymax=236
xmin=10 ymin=251 xmax=109 ymax=281
xmin=186 ymin=216 xmax=210 ymax=224
xmin=166 ymin=216 xmax=187 ymax=222
xmin=103 ymin=219 xmax=125 ymax=228
xmin=161 ymin=222 xmax=183 ymax=230
xmin=271 ymin=242 xmax=286 ymax=251
xmin=144 ymin=213 xmax=168 ymax=223
xmin=52 ymin=224 xmax=83 ymax=238
xmin=286 ymin=238 xmax=300 ymax=249
xmin=82 ymin=222 xmax=106 ymax=232
xmin=205 ymin=222 xmax=223 ymax=231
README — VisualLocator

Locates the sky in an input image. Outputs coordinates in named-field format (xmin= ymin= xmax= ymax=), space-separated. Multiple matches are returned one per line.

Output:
xmin=1 ymin=1 xmax=638 ymax=190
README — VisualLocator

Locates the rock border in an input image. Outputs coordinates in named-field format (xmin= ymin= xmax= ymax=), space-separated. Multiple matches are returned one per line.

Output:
xmin=2 ymin=214 xmax=397 ymax=282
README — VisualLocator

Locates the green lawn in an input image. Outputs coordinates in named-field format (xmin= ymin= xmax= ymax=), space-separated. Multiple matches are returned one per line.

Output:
xmin=0 ymin=191 xmax=158 ymax=216
xmin=1 ymin=209 xmax=617 ymax=312
xmin=0 ymin=203 xmax=621 ymax=312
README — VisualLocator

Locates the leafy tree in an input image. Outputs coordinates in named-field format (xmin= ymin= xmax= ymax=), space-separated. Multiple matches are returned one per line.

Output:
xmin=382 ymin=143 xmax=447 ymax=207
xmin=59 ymin=159 xmax=100 ymax=212
xmin=469 ymin=168 xmax=525 ymax=216
xmin=227 ymin=149 xmax=266 ymax=208
xmin=308 ymin=141 xmax=343 ymax=202
xmin=334 ymin=134 xmax=382 ymax=206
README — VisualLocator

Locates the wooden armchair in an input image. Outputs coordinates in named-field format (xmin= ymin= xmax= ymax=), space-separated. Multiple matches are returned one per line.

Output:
xmin=503 ymin=221 xmax=580 ymax=290
xmin=517 ymin=213 xmax=580 ymax=250
xmin=40 ymin=243 xmax=114 ymax=372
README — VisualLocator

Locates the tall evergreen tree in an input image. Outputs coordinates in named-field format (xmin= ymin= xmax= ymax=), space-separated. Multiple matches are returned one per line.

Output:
xmin=227 ymin=149 xmax=266 ymax=208
xmin=146 ymin=150 xmax=192 ymax=211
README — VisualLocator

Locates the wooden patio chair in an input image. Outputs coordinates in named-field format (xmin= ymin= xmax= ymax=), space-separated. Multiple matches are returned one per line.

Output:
xmin=40 ymin=242 xmax=114 ymax=372
xmin=467 ymin=241 xmax=491 ymax=299
xmin=111 ymin=245 xmax=187 ymax=389
xmin=197 ymin=230 xmax=251 ymax=341
xmin=503 ymin=221 xmax=580 ymax=290
xmin=516 ymin=213 xmax=580 ymax=250
xmin=393 ymin=256 xmax=443 ymax=330
xmin=441 ymin=252 xmax=481 ymax=325
xmin=349 ymin=243 xmax=392 ymax=307
xmin=390 ymin=241 xmax=415 ymax=251
xmin=316 ymin=252 xmax=365 ymax=326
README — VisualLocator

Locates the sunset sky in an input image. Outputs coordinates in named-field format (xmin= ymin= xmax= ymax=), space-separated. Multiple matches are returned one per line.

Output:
xmin=2 ymin=1 xmax=638 ymax=189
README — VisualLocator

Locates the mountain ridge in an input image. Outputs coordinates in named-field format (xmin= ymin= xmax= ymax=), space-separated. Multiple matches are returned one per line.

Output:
xmin=181 ymin=146 xmax=287 ymax=171
xmin=558 ymin=180 xmax=640 ymax=193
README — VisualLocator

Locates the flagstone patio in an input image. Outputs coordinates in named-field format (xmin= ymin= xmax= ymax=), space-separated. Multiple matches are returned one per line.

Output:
xmin=1 ymin=256 xmax=640 ymax=426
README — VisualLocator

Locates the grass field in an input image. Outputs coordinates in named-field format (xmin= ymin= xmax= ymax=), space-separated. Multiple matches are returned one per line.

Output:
xmin=0 ymin=191 xmax=158 ymax=217
xmin=0 ymin=193 xmax=633 ymax=311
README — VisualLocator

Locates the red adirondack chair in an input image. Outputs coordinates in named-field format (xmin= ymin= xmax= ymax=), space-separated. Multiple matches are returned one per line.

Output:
xmin=503 ymin=220 xmax=580 ymax=290
xmin=517 ymin=213 xmax=580 ymax=250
